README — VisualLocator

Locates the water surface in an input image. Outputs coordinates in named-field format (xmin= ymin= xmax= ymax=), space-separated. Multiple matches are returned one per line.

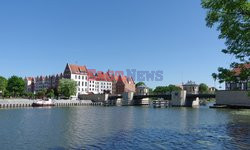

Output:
xmin=0 ymin=105 xmax=250 ymax=149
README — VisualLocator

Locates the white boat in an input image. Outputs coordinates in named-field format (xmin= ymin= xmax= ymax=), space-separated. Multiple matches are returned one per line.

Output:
xmin=32 ymin=99 xmax=55 ymax=107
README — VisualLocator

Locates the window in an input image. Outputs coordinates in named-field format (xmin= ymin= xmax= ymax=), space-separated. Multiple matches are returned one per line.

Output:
xmin=79 ymin=76 xmax=80 ymax=79
xmin=75 ymin=75 xmax=77 ymax=79
xmin=85 ymin=82 xmax=87 ymax=86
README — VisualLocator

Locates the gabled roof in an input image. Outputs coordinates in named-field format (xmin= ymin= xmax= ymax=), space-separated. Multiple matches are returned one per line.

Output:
xmin=88 ymin=72 xmax=96 ymax=80
xmin=93 ymin=72 xmax=113 ymax=82
xmin=68 ymin=64 xmax=87 ymax=74
xmin=109 ymin=74 xmax=119 ymax=82
xmin=117 ymin=75 xmax=135 ymax=85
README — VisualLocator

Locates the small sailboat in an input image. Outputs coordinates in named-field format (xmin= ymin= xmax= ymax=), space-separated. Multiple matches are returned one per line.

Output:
xmin=32 ymin=99 xmax=55 ymax=107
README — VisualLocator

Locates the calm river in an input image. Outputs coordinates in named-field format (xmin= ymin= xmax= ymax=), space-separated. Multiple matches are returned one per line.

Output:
xmin=0 ymin=105 xmax=250 ymax=150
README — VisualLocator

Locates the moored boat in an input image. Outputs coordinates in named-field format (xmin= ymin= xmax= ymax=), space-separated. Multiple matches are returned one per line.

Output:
xmin=32 ymin=99 xmax=55 ymax=107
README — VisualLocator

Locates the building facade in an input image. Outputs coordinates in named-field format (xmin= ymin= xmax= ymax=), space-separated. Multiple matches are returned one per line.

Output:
xmin=25 ymin=63 xmax=136 ymax=97
xmin=25 ymin=74 xmax=63 ymax=94
xmin=136 ymin=85 xmax=149 ymax=95
xmin=64 ymin=64 xmax=89 ymax=96
xmin=225 ymin=63 xmax=250 ymax=91
xmin=182 ymin=81 xmax=199 ymax=94
xmin=116 ymin=75 xmax=136 ymax=94
xmin=64 ymin=64 xmax=113 ymax=96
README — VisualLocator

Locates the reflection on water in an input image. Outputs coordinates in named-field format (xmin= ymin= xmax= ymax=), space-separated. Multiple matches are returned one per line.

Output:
xmin=0 ymin=106 xmax=250 ymax=149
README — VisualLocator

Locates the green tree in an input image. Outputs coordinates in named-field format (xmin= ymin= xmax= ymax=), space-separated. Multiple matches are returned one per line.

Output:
xmin=53 ymin=87 xmax=59 ymax=99
xmin=46 ymin=89 xmax=55 ymax=98
xmin=7 ymin=76 xmax=25 ymax=97
xmin=153 ymin=86 xmax=168 ymax=94
xmin=24 ymin=92 xmax=35 ymax=99
xmin=202 ymin=0 xmax=250 ymax=82
xmin=153 ymin=85 xmax=181 ymax=94
xmin=35 ymin=89 xmax=46 ymax=99
xmin=199 ymin=83 xmax=209 ymax=94
xmin=148 ymin=88 xmax=154 ymax=94
xmin=202 ymin=0 xmax=250 ymax=61
xmin=167 ymin=84 xmax=182 ymax=93
xmin=0 ymin=76 xmax=8 ymax=97
xmin=136 ymin=82 xmax=146 ymax=87
xmin=58 ymin=79 xmax=77 ymax=98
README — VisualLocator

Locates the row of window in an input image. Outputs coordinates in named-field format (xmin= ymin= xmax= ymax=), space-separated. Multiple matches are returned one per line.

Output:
xmin=75 ymin=75 xmax=88 ymax=80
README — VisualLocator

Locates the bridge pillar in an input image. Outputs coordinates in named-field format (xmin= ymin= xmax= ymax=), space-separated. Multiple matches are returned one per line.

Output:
xmin=122 ymin=92 xmax=134 ymax=106
xmin=170 ymin=90 xmax=186 ymax=106
xmin=192 ymin=97 xmax=200 ymax=107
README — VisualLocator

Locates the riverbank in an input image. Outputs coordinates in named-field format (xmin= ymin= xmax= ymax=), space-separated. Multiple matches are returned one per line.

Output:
xmin=0 ymin=99 xmax=102 ymax=108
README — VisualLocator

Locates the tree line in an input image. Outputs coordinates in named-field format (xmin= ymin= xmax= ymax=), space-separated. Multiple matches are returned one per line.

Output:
xmin=136 ymin=82 xmax=213 ymax=94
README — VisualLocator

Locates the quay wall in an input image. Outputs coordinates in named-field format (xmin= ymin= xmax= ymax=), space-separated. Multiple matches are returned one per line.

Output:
xmin=0 ymin=99 xmax=102 ymax=108
xmin=78 ymin=94 xmax=109 ymax=102
xmin=216 ymin=91 xmax=250 ymax=106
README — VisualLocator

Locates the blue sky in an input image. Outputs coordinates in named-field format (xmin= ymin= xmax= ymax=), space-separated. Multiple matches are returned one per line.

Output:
xmin=0 ymin=0 xmax=233 ymax=89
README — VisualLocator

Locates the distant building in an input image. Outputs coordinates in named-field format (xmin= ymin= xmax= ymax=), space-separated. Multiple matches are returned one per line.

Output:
xmin=25 ymin=63 xmax=136 ymax=96
xmin=225 ymin=63 xmax=250 ymax=91
xmin=182 ymin=81 xmax=199 ymax=94
xmin=64 ymin=64 xmax=89 ymax=96
xmin=208 ymin=87 xmax=216 ymax=93
xmin=107 ymin=72 xmax=119 ymax=95
xmin=64 ymin=64 xmax=113 ymax=96
xmin=24 ymin=77 xmax=34 ymax=93
xmin=25 ymin=74 xmax=63 ymax=94
xmin=136 ymin=85 xmax=149 ymax=95
xmin=95 ymin=72 xmax=113 ymax=94
xmin=116 ymin=75 xmax=136 ymax=94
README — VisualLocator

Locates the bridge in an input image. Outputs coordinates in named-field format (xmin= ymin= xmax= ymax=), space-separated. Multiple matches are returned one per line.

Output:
xmin=109 ymin=93 xmax=215 ymax=100
xmin=79 ymin=91 xmax=215 ymax=107
xmin=108 ymin=92 xmax=215 ymax=107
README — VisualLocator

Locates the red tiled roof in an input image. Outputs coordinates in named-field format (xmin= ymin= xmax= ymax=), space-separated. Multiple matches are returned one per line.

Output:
xmin=105 ymin=73 xmax=112 ymax=82
xmin=88 ymin=72 xmax=96 ymax=80
xmin=233 ymin=63 xmax=250 ymax=76
xmin=95 ymin=72 xmax=104 ymax=81
xmin=68 ymin=64 xmax=87 ymax=74
xmin=117 ymin=75 xmax=135 ymax=85
xmin=109 ymin=74 xmax=119 ymax=82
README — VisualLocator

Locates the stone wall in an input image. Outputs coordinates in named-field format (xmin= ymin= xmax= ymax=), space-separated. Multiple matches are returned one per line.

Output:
xmin=216 ymin=91 xmax=250 ymax=106
xmin=78 ymin=94 xmax=109 ymax=102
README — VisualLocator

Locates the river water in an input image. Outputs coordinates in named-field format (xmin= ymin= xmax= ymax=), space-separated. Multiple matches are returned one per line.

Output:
xmin=0 ymin=105 xmax=250 ymax=150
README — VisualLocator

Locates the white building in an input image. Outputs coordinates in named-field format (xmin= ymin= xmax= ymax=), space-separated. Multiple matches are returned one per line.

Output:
xmin=64 ymin=64 xmax=113 ymax=96
xmin=64 ymin=64 xmax=89 ymax=96
xmin=24 ymin=77 xmax=34 ymax=93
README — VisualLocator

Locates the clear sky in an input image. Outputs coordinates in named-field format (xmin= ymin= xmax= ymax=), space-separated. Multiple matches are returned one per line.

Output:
xmin=0 ymin=0 xmax=233 ymax=89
